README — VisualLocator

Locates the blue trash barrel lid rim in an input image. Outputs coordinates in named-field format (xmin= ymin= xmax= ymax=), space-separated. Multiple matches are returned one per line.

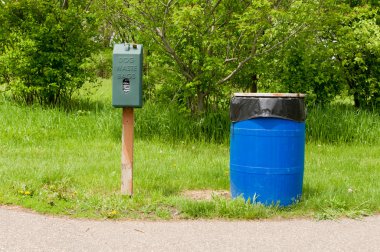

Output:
xmin=233 ymin=93 xmax=305 ymax=98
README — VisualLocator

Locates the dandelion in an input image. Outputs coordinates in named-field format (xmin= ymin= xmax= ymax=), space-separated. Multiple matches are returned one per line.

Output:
xmin=109 ymin=210 xmax=118 ymax=216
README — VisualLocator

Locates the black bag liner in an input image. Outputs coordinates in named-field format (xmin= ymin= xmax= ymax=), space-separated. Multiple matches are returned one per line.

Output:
xmin=230 ymin=93 xmax=306 ymax=122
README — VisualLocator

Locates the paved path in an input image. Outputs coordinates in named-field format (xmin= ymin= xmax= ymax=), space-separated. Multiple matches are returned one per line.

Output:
xmin=1 ymin=206 xmax=379 ymax=252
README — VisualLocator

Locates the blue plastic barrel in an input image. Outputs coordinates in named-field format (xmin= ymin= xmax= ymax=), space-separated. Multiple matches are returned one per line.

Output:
xmin=230 ymin=94 xmax=306 ymax=206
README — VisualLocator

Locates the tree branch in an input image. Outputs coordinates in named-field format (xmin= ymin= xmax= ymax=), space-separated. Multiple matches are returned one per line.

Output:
xmin=256 ymin=24 xmax=307 ymax=56
xmin=85 ymin=0 xmax=94 ymax=11
xmin=224 ymin=58 xmax=238 ymax=63
xmin=231 ymin=31 xmax=245 ymax=59
xmin=218 ymin=23 xmax=307 ymax=85
xmin=218 ymin=56 xmax=253 ymax=85
xmin=218 ymin=30 xmax=261 ymax=85
xmin=155 ymin=27 xmax=195 ymax=81
xmin=161 ymin=0 xmax=174 ymax=37
xmin=62 ymin=0 xmax=68 ymax=9
xmin=210 ymin=0 xmax=222 ymax=16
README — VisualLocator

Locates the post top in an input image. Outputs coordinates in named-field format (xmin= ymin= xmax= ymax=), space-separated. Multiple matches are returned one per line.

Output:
xmin=113 ymin=43 xmax=143 ymax=55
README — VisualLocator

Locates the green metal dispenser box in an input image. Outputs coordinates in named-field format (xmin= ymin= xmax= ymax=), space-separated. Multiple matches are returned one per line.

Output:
xmin=112 ymin=44 xmax=143 ymax=107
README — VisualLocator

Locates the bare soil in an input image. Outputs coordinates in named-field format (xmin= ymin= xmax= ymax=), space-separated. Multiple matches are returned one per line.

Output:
xmin=181 ymin=190 xmax=230 ymax=201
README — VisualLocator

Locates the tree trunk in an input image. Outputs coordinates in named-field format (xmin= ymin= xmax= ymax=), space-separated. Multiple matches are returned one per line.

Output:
xmin=62 ymin=0 xmax=68 ymax=9
xmin=354 ymin=93 xmax=360 ymax=108
xmin=348 ymin=79 xmax=360 ymax=108
xmin=197 ymin=91 xmax=206 ymax=113
xmin=250 ymin=74 xmax=258 ymax=93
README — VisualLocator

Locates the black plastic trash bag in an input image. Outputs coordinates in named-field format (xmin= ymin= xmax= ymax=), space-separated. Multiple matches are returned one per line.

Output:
xmin=230 ymin=93 xmax=306 ymax=122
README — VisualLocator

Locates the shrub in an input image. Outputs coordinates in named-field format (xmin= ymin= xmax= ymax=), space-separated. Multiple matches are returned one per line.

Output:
xmin=0 ymin=0 xmax=99 ymax=105
xmin=88 ymin=49 xmax=113 ymax=79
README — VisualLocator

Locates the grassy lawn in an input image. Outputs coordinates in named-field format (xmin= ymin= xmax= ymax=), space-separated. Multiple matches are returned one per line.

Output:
xmin=0 ymin=81 xmax=379 ymax=220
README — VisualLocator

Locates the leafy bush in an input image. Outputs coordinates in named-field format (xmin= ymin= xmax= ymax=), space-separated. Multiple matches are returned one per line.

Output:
xmin=88 ymin=49 xmax=113 ymax=79
xmin=0 ymin=0 xmax=99 ymax=105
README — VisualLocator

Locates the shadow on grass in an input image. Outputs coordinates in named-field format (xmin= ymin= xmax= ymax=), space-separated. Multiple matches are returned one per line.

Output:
xmin=302 ymin=183 xmax=321 ymax=199
xmin=1 ymin=92 xmax=112 ymax=113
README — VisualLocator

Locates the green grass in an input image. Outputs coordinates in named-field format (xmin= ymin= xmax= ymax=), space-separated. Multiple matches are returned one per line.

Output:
xmin=0 ymin=80 xmax=379 ymax=219
xmin=306 ymin=105 xmax=380 ymax=144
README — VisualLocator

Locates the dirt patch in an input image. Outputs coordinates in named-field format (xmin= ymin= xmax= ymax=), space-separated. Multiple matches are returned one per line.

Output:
xmin=181 ymin=190 xmax=230 ymax=201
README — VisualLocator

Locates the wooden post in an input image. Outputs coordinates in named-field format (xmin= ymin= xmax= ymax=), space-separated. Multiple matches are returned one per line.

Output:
xmin=121 ymin=107 xmax=134 ymax=196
